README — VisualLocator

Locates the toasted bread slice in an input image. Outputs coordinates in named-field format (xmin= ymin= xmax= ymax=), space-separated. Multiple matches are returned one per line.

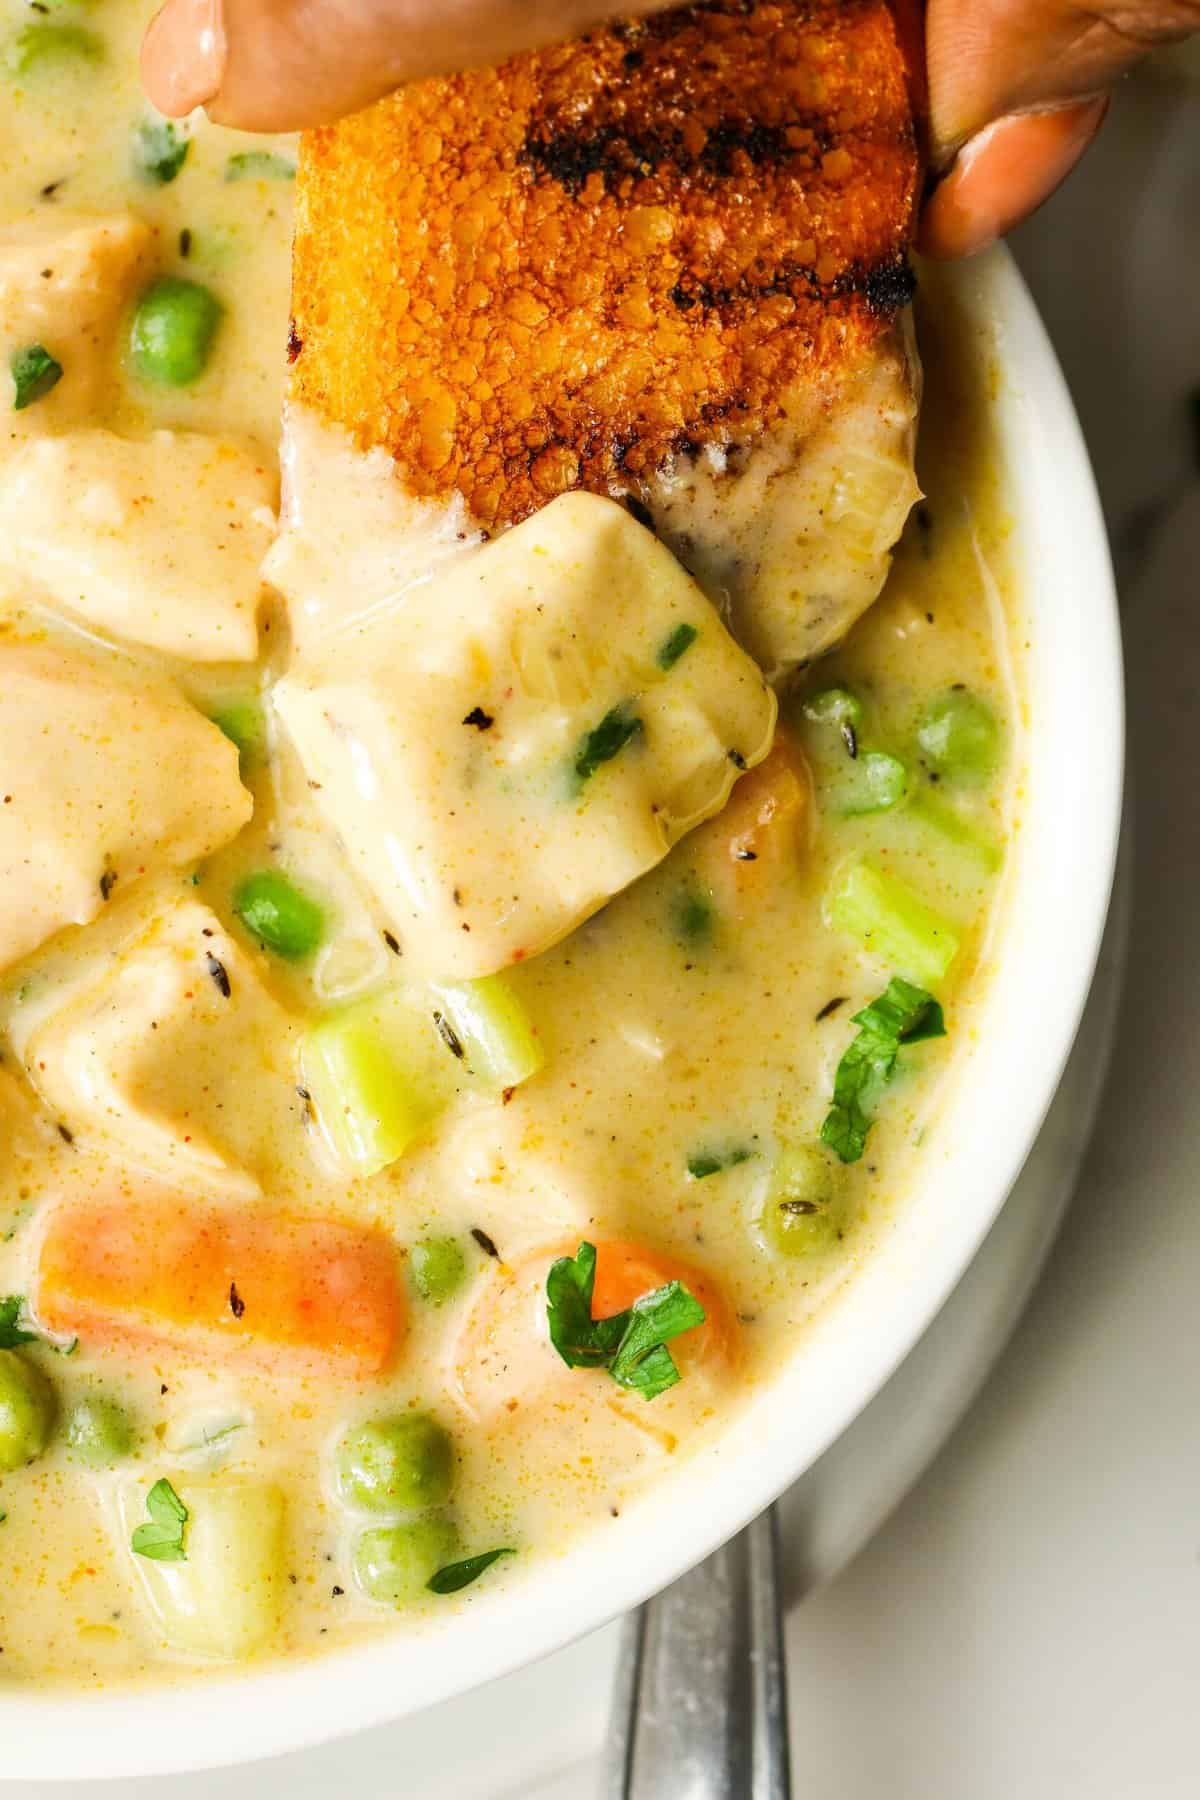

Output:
xmin=287 ymin=0 xmax=923 ymax=677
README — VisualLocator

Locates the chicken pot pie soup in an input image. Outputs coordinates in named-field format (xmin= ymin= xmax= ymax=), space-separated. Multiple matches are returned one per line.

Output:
xmin=0 ymin=0 xmax=1021 ymax=1685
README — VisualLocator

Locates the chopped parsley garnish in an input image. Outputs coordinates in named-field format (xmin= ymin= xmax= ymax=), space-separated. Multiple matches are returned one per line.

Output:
xmin=427 ymin=1547 xmax=515 ymax=1594
xmin=572 ymin=701 xmax=642 ymax=791
xmin=134 ymin=117 xmax=190 ymax=185
xmin=10 ymin=344 xmax=62 ymax=412
xmin=131 ymin=1478 xmax=189 ymax=1562
xmin=546 ymin=1241 xmax=706 ymax=1401
xmin=820 ymin=977 xmax=946 ymax=1164
xmin=0 ymin=1294 xmax=36 ymax=1348
xmin=672 ymin=885 xmax=715 ymax=946
xmin=225 ymin=151 xmax=296 ymax=183
xmin=657 ymin=622 xmax=698 ymax=670
xmin=686 ymin=1145 xmax=754 ymax=1180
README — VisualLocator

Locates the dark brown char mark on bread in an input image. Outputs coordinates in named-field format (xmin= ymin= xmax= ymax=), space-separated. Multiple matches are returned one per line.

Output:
xmin=290 ymin=0 xmax=921 ymax=534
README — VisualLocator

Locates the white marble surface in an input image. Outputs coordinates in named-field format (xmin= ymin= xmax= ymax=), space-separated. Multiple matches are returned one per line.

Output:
xmin=10 ymin=68 xmax=1199 ymax=1800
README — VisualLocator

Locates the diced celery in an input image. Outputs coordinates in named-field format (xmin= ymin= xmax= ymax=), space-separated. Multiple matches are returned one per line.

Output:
xmin=124 ymin=1476 xmax=285 ymax=1661
xmin=302 ymin=1001 xmax=438 ymax=1175
xmin=430 ymin=974 xmax=544 ymax=1090
xmin=827 ymin=861 xmax=960 ymax=987
xmin=908 ymin=790 xmax=1003 ymax=873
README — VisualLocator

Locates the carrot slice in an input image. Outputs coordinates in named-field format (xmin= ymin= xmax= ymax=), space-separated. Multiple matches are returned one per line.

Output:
xmin=587 ymin=1240 xmax=736 ymax=1372
xmin=453 ymin=1235 xmax=736 ymax=1423
xmin=695 ymin=727 xmax=811 ymax=909
xmin=36 ymin=1195 xmax=404 ymax=1375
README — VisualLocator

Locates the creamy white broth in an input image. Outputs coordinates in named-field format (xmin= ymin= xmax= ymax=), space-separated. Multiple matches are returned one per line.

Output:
xmin=0 ymin=0 xmax=1019 ymax=1687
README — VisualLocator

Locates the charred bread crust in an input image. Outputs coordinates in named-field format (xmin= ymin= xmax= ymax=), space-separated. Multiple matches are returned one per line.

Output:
xmin=291 ymin=0 xmax=921 ymax=532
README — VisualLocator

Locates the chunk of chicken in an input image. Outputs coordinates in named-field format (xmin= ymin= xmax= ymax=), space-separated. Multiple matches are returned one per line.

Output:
xmin=0 ymin=430 xmax=276 ymax=661
xmin=0 ymin=213 xmax=152 ymax=443
xmin=0 ymin=642 xmax=251 ymax=974
xmin=275 ymin=492 xmax=776 ymax=978
xmin=288 ymin=0 xmax=922 ymax=681
xmin=22 ymin=900 xmax=302 ymax=1195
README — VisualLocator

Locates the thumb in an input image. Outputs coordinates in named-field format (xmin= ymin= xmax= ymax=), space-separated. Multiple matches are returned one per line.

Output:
xmin=928 ymin=0 xmax=1200 ymax=161
xmin=142 ymin=0 xmax=681 ymax=133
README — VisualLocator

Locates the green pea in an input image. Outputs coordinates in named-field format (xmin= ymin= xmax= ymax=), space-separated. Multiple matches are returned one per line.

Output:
xmin=4 ymin=23 xmax=103 ymax=78
xmin=837 ymin=749 xmax=908 ymax=817
xmin=130 ymin=277 xmax=222 ymax=387
xmin=66 ymin=1394 xmax=134 ymax=1466
xmin=353 ymin=1514 xmax=456 ymax=1608
xmin=410 ymin=1237 xmax=467 ymax=1307
xmin=759 ymin=1145 xmax=846 ymax=1258
xmin=233 ymin=870 xmax=325 ymax=962
xmin=335 ymin=1413 xmax=454 ymax=1515
xmin=0 ymin=1350 xmax=55 ymax=1471
xmin=916 ymin=689 xmax=1001 ymax=785
xmin=208 ymin=697 xmax=266 ymax=770
xmin=802 ymin=686 xmax=863 ymax=729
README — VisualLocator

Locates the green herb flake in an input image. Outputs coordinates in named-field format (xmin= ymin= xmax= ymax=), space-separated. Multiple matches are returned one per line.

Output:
xmin=686 ymin=1145 xmax=754 ymax=1180
xmin=427 ymin=1547 xmax=515 ymax=1595
xmin=672 ymin=885 xmax=715 ymax=947
xmin=820 ymin=977 xmax=946 ymax=1164
xmin=134 ymin=116 xmax=189 ymax=184
xmin=545 ymin=1241 xmax=706 ymax=1402
xmin=131 ymin=1477 xmax=189 ymax=1562
xmin=10 ymin=344 xmax=62 ymax=411
xmin=225 ymin=151 xmax=296 ymax=183
xmin=573 ymin=701 xmax=642 ymax=790
xmin=656 ymin=622 xmax=698 ymax=671
xmin=0 ymin=1294 xmax=36 ymax=1348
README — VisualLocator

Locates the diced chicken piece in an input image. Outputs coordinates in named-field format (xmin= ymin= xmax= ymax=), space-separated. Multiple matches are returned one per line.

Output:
xmin=23 ymin=900 xmax=301 ymax=1195
xmin=0 ymin=642 xmax=251 ymax=974
xmin=275 ymin=492 xmax=776 ymax=978
xmin=290 ymin=0 xmax=921 ymax=683
xmin=0 ymin=430 xmax=275 ymax=661
xmin=0 ymin=213 xmax=152 ymax=442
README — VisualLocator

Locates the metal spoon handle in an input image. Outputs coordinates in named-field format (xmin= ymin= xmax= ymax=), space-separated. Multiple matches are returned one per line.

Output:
xmin=605 ymin=1505 xmax=792 ymax=1800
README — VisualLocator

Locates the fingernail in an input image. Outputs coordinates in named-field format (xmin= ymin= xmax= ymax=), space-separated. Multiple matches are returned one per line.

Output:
xmin=919 ymin=98 xmax=1108 ymax=261
xmin=141 ymin=0 xmax=226 ymax=118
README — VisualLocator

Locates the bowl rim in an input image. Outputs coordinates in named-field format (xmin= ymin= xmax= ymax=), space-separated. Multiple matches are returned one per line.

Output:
xmin=0 ymin=243 xmax=1124 ymax=1781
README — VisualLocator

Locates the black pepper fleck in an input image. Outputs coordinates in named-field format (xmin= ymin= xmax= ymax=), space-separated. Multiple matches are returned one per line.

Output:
xmin=229 ymin=1282 xmax=245 ymax=1319
xmin=471 ymin=1228 xmax=500 ymax=1259
xmin=205 ymin=953 xmax=231 ymax=998
xmin=463 ymin=705 xmax=494 ymax=730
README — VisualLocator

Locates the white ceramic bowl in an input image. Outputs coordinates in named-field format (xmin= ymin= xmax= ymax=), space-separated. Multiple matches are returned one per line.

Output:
xmin=0 ymin=244 xmax=1123 ymax=1781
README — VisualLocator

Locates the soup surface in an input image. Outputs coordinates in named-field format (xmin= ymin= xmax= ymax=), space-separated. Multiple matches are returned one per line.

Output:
xmin=0 ymin=0 xmax=1020 ymax=1685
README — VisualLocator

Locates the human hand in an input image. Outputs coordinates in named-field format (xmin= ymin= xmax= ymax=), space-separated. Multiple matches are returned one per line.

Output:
xmin=142 ymin=0 xmax=1200 ymax=256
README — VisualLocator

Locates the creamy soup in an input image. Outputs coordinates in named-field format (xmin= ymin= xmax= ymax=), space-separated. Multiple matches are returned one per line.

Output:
xmin=0 ymin=0 xmax=1018 ymax=1686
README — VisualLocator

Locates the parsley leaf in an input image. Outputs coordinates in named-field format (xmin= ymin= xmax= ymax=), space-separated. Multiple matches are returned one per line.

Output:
xmin=225 ymin=151 xmax=296 ymax=183
xmin=545 ymin=1242 xmax=706 ymax=1401
xmin=573 ymin=701 xmax=643 ymax=790
xmin=131 ymin=1478 xmax=189 ymax=1562
xmin=134 ymin=117 xmax=190 ymax=184
xmin=820 ymin=977 xmax=946 ymax=1164
xmin=686 ymin=1144 xmax=754 ymax=1180
xmin=608 ymin=1281 xmax=707 ymax=1399
xmin=656 ymin=622 xmax=698 ymax=670
xmin=10 ymin=344 xmax=62 ymax=412
xmin=0 ymin=1294 xmax=36 ymax=1349
xmin=427 ymin=1547 xmax=515 ymax=1594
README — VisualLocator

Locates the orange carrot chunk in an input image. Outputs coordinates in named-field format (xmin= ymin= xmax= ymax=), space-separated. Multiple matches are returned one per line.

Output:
xmin=694 ymin=727 xmax=811 ymax=912
xmin=37 ymin=1195 xmax=404 ymax=1375
xmin=587 ymin=1240 xmax=736 ymax=1372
